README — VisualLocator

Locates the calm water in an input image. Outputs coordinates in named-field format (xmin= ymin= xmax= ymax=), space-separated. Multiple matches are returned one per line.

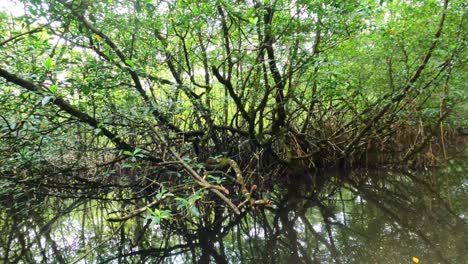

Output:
xmin=1 ymin=160 xmax=466 ymax=263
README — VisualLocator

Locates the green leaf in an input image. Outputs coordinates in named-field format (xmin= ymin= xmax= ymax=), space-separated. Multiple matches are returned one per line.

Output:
xmin=80 ymin=85 xmax=91 ymax=95
xmin=207 ymin=175 xmax=224 ymax=184
xmin=161 ymin=209 xmax=172 ymax=218
xmin=123 ymin=150 xmax=133 ymax=156
xmin=147 ymin=208 xmax=154 ymax=215
xmin=125 ymin=59 xmax=135 ymax=68
xmin=175 ymin=197 xmax=188 ymax=209
xmin=188 ymin=194 xmax=202 ymax=203
xmin=48 ymin=84 xmax=57 ymax=93
xmin=44 ymin=57 xmax=53 ymax=70
xmin=182 ymin=155 xmax=191 ymax=162
xmin=122 ymin=163 xmax=133 ymax=169
xmin=156 ymin=188 xmax=168 ymax=199
xmin=248 ymin=17 xmax=258 ymax=25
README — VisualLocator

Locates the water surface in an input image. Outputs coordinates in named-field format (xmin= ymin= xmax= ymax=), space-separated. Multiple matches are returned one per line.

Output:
xmin=1 ymin=160 xmax=466 ymax=263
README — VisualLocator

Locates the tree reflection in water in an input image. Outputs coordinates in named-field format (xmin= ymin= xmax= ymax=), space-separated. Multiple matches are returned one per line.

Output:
xmin=0 ymin=161 xmax=466 ymax=264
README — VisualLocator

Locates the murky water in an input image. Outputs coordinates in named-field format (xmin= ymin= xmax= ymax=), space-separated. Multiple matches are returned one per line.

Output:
xmin=1 ymin=160 xmax=466 ymax=263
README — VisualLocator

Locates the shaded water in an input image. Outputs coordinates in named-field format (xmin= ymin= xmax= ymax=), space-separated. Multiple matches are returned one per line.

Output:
xmin=1 ymin=160 xmax=466 ymax=264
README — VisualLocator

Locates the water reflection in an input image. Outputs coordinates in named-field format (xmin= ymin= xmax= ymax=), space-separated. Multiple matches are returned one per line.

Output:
xmin=0 ymin=160 xmax=466 ymax=263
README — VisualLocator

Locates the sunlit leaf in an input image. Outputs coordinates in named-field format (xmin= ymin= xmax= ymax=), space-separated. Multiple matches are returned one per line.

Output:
xmin=44 ymin=57 xmax=53 ymax=70
xmin=125 ymin=59 xmax=135 ymax=67
xmin=48 ymin=84 xmax=57 ymax=93
xmin=248 ymin=17 xmax=258 ymax=25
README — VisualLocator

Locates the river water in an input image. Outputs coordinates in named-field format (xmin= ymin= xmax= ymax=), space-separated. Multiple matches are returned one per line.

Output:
xmin=0 ymin=159 xmax=466 ymax=263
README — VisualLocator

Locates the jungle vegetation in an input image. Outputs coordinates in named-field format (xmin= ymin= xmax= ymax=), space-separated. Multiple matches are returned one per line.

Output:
xmin=0 ymin=0 xmax=466 ymax=262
